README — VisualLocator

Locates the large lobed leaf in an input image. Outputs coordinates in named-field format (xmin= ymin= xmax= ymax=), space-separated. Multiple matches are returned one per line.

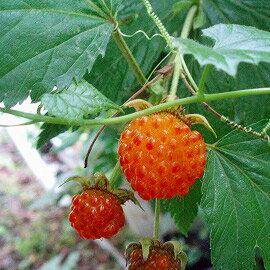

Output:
xmin=201 ymin=122 xmax=270 ymax=269
xmin=0 ymin=0 xmax=119 ymax=108
xmin=175 ymin=24 xmax=270 ymax=76
xmin=41 ymin=80 xmax=120 ymax=120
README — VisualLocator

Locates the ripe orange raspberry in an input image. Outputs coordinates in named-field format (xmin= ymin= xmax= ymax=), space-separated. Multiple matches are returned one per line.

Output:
xmin=69 ymin=189 xmax=125 ymax=239
xmin=128 ymin=246 xmax=181 ymax=270
xmin=118 ymin=112 xmax=206 ymax=200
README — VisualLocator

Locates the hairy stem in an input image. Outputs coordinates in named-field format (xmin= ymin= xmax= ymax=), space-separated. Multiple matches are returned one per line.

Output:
xmin=169 ymin=53 xmax=182 ymax=101
xmin=2 ymin=88 xmax=270 ymax=126
xmin=153 ymin=199 xmax=160 ymax=239
xmin=180 ymin=5 xmax=198 ymax=39
xmin=169 ymin=5 xmax=198 ymax=100
xmin=112 ymin=27 xmax=147 ymax=86
xmin=181 ymin=77 xmax=269 ymax=140
xmin=142 ymin=0 xmax=173 ymax=48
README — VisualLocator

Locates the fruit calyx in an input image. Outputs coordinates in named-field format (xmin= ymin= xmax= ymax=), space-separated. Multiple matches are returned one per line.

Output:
xmin=63 ymin=172 xmax=140 ymax=206
xmin=126 ymin=238 xmax=187 ymax=269
xmin=123 ymin=98 xmax=215 ymax=136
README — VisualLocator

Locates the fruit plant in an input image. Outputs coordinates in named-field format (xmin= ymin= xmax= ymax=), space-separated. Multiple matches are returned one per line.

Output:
xmin=1 ymin=0 xmax=270 ymax=269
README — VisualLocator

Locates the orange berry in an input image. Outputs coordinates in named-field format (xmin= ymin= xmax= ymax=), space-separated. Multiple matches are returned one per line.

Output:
xmin=118 ymin=112 xmax=206 ymax=200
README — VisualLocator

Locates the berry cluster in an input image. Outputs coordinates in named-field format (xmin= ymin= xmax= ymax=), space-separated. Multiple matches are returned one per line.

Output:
xmin=68 ymin=110 xmax=207 ymax=269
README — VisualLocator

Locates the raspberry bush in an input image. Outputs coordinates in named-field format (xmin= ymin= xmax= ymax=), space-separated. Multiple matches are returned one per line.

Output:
xmin=1 ymin=0 xmax=270 ymax=269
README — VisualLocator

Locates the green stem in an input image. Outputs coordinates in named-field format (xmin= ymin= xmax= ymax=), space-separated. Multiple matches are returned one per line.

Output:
xmin=153 ymin=199 xmax=160 ymax=239
xmin=180 ymin=55 xmax=199 ymax=91
xmin=198 ymin=64 xmax=211 ymax=97
xmin=112 ymin=28 xmax=147 ymax=86
xmin=1 ymin=87 xmax=270 ymax=126
xmin=109 ymin=161 xmax=121 ymax=188
xmin=169 ymin=5 xmax=198 ymax=100
xmin=169 ymin=53 xmax=183 ymax=101
xmin=180 ymin=5 xmax=198 ymax=39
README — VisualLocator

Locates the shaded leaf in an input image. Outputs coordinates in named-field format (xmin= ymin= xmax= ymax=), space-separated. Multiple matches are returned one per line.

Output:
xmin=175 ymin=24 xmax=270 ymax=76
xmin=161 ymin=181 xmax=202 ymax=236
xmin=193 ymin=6 xmax=206 ymax=30
xmin=185 ymin=0 xmax=270 ymax=140
xmin=173 ymin=1 xmax=192 ymax=17
xmin=36 ymin=123 xmax=69 ymax=149
xmin=41 ymin=80 xmax=120 ymax=120
xmin=0 ymin=0 xmax=118 ymax=107
xmin=201 ymin=121 xmax=270 ymax=269
xmin=87 ymin=0 xmax=184 ymax=103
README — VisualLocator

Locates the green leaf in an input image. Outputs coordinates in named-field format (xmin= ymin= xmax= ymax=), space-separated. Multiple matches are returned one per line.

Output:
xmin=175 ymin=24 xmax=270 ymax=76
xmin=201 ymin=121 xmax=270 ymax=269
xmin=36 ymin=123 xmax=70 ymax=149
xmin=184 ymin=1 xmax=270 ymax=140
xmin=203 ymin=0 xmax=270 ymax=32
xmin=41 ymin=80 xmax=121 ymax=120
xmin=161 ymin=181 xmax=202 ymax=236
xmin=0 ymin=0 xmax=119 ymax=108
xmin=87 ymin=0 xmax=184 ymax=103
xmin=173 ymin=1 xmax=192 ymax=17
xmin=193 ymin=6 xmax=206 ymax=30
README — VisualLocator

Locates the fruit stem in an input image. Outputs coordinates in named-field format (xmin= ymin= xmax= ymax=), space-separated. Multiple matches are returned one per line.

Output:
xmin=168 ymin=5 xmax=198 ymax=101
xmin=112 ymin=27 xmax=147 ymax=86
xmin=109 ymin=161 xmax=121 ymax=188
xmin=153 ymin=199 xmax=161 ymax=239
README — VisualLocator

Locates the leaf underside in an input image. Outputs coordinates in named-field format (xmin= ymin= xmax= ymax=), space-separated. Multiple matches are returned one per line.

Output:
xmin=176 ymin=24 xmax=270 ymax=76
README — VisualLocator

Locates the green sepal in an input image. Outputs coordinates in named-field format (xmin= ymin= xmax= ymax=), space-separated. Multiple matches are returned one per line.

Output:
xmin=123 ymin=99 xmax=153 ymax=112
xmin=93 ymin=172 xmax=109 ymax=189
xmin=125 ymin=239 xmax=186 ymax=266
xmin=111 ymin=189 xmax=142 ymax=209
xmin=163 ymin=241 xmax=188 ymax=270
xmin=60 ymin=172 xmax=140 ymax=208
xmin=139 ymin=238 xmax=155 ymax=261
xmin=58 ymin=175 xmax=92 ymax=188
xmin=183 ymin=113 xmax=217 ymax=137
